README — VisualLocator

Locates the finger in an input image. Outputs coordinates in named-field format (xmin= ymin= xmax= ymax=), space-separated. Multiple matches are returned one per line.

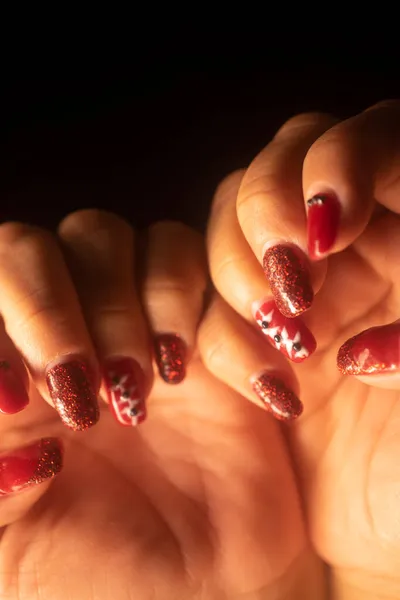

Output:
xmin=198 ymin=294 xmax=303 ymax=421
xmin=0 ymin=223 xmax=100 ymax=431
xmin=209 ymin=171 xmax=317 ymax=363
xmin=142 ymin=221 xmax=207 ymax=384
xmin=0 ymin=327 xmax=30 ymax=415
xmin=337 ymin=319 xmax=400 ymax=390
xmin=303 ymin=100 xmax=400 ymax=259
xmin=236 ymin=113 xmax=337 ymax=317
xmin=58 ymin=209 xmax=150 ymax=427
xmin=0 ymin=437 xmax=63 ymax=527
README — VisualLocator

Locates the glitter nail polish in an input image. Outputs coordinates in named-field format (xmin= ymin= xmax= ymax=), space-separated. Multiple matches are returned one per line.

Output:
xmin=46 ymin=359 xmax=100 ymax=431
xmin=263 ymin=244 xmax=314 ymax=318
xmin=251 ymin=372 xmax=303 ymax=421
xmin=0 ymin=360 xmax=29 ymax=414
xmin=0 ymin=438 xmax=63 ymax=496
xmin=254 ymin=300 xmax=316 ymax=362
xmin=103 ymin=357 xmax=147 ymax=426
xmin=307 ymin=193 xmax=341 ymax=260
xmin=337 ymin=322 xmax=400 ymax=375
xmin=154 ymin=334 xmax=187 ymax=384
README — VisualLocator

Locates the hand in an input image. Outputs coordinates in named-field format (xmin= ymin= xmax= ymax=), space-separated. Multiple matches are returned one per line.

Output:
xmin=200 ymin=103 xmax=400 ymax=599
xmin=0 ymin=212 xmax=319 ymax=599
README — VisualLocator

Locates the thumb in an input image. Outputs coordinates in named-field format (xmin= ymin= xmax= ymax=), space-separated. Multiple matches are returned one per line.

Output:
xmin=0 ymin=437 xmax=63 ymax=527
xmin=337 ymin=320 xmax=400 ymax=390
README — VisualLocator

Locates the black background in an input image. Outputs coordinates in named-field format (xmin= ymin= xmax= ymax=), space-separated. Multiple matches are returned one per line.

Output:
xmin=1 ymin=48 xmax=399 ymax=232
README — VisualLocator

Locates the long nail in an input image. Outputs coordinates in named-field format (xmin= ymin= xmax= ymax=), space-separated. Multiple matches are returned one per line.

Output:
xmin=307 ymin=193 xmax=341 ymax=260
xmin=254 ymin=300 xmax=316 ymax=362
xmin=0 ymin=361 xmax=29 ymax=414
xmin=103 ymin=357 xmax=147 ymax=426
xmin=337 ymin=322 xmax=400 ymax=375
xmin=46 ymin=359 xmax=100 ymax=431
xmin=263 ymin=244 xmax=313 ymax=318
xmin=251 ymin=372 xmax=303 ymax=421
xmin=0 ymin=438 xmax=63 ymax=496
xmin=154 ymin=334 xmax=187 ymax=384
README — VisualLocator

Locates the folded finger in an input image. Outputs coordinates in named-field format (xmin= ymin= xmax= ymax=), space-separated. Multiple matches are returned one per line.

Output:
xmin=0 ymin=223 xmax=100 ymax=431
xmin=58 ymin=209 xmax=151 ymax=427
xmin=237 ymin=113 xmax=337 ymax=317
xmin=209 ymin=171 xmax=317 ymax=363
xmin=303 ymin=100 xmax=400 ymax=260
xmin=198 ymin=295 xmax=302 ymax=421
xmin=142 ymin=221 xmax=207 ymax=384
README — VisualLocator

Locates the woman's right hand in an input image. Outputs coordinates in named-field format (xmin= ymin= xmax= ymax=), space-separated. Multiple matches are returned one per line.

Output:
xmin=200 ymin=103 xmax=400 ymax=599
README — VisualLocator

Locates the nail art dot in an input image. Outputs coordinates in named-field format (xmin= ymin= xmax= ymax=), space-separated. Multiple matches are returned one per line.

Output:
xmin=262 ymin=321 xmax=270 ymax=329
xmin=122 ymin=391 xmax=130 ymax=399
xmin=129 ymin=407 xmax=138 ymax=416
xmin=274 ymin=334 xmax=281 ymax=343
xmin=292 ymin=342 xmax=302 ymax=351
xmin=307 ymin=195 xmax=325 ymax=207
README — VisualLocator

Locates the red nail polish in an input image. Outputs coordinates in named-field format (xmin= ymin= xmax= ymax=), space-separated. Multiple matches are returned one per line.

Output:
xmin=0 ymin=438 xmax=63 ymax=496
xmin=0 ymin=361 xmax=29 ymax=414
xmin=251 ymin=372 xmax=303 ymax=421
xmin=46 ymin=360 xmax=100 ymax=431
xmin=263 ymin=244 xmax=313 ymax=318
xmin=337 ymin=322 xmax=400 ymax=375
xmin=307 ymin=193 xmax=341 ymax=260
xmin=254 ymin=300 xmax=316 ymax=362
xmin=154 ymin=334 xmax=187 ymax=384
xmin=103 ymin=357 xmax=147 ymax=426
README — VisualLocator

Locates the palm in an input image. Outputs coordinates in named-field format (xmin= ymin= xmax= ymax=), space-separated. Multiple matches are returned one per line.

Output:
xmin=292 ymin=210 xmax=400 ymax=582
xmin=1 ymin=359 xmax=322 ymax=599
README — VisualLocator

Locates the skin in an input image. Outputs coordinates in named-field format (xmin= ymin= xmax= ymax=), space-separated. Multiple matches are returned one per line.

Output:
xmin=2 ymin=104 xmax=400 ymax=598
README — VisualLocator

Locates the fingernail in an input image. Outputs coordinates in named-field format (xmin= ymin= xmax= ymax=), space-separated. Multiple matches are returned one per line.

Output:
xmin=154 ymin=334 xmax=187 ymax=384
xmin=337 ymin=322 xmax=400 ymax=375
xmin=253 ymin=300 xmax=316 ymax=362
xmin=103 ymin=357 xmax=147 ymax=426
xmin=0 ymin=361 xmax=29 ymax=414
xmin=263 ymin=244 xmax=313 ymax=318
xmin=251 ymin=372 xmax=303 ymax=421
xmin=46 ymin=359 xmax=100 ymax=431
xmin=0 ymin=438 xmax=63 ymax=497
xmin=307 ymin=193 xmax=341 ymax=260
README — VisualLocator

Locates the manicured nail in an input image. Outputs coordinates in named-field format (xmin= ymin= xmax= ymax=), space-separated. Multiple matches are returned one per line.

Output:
xmin=154 ymin=334 xmax=187 ymax=384
xmin=307 ymin=193 xmax=341 ymax=260
xmin=251 ymin=372 xmax=303 ymax=421
xmin=254 ymin=300 xmax=316 ymax=362
xmin=46 ymin=359 xmax=100 ymax=431
xmin=0 ymin=438 xmax=63 ymax=497
xmin=337 ymin=322 xmax=400 ymax=375
xmin=103 ymin=357 xmax=147 ymax=426
xmin=263 ymin=244 xmax=313 ymax=318
xmin=0 ymin=361 xmax=29 ymax=414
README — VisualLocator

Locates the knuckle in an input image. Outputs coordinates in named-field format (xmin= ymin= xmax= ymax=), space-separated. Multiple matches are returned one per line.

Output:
xmin=276 ymin=112 xmax=334 ymax=137
xmin=365 ymin=99 xmax=400 ymax=112
xmin=0 ymin=222 xmax=54 ymax=259
xmin=148 ymin=220 xmax=202 ymax=247
xmin=212 ymin=169 xmax=246 ymax=211
xmin=58 ymin=209 xmax=133 ymax=239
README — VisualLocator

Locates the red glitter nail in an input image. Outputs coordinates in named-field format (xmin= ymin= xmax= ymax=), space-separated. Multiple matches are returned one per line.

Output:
xmin=254 ymin=299 xmax=316 ymax=362
xmin=307 ymin=193 xmax=341 ymax=260
xmin=154 ymin=334 xmax=187 ymax=384
xmin=46 ymin=360 xmax=100 ymax=431
xmin=103 ymin=357 xmax=147 ymax=426
xmin=263 ymin=244 xmax=313 ymax=318
xmin=0 ymin=438 xmax=63 ymax=496
xmin=337 ymin=322 xmax=400 ymax=375
xmin=0 ymin=360 xmax=29 ymax=414
xmin=251 ymin=372 xmax=303 ymax=421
